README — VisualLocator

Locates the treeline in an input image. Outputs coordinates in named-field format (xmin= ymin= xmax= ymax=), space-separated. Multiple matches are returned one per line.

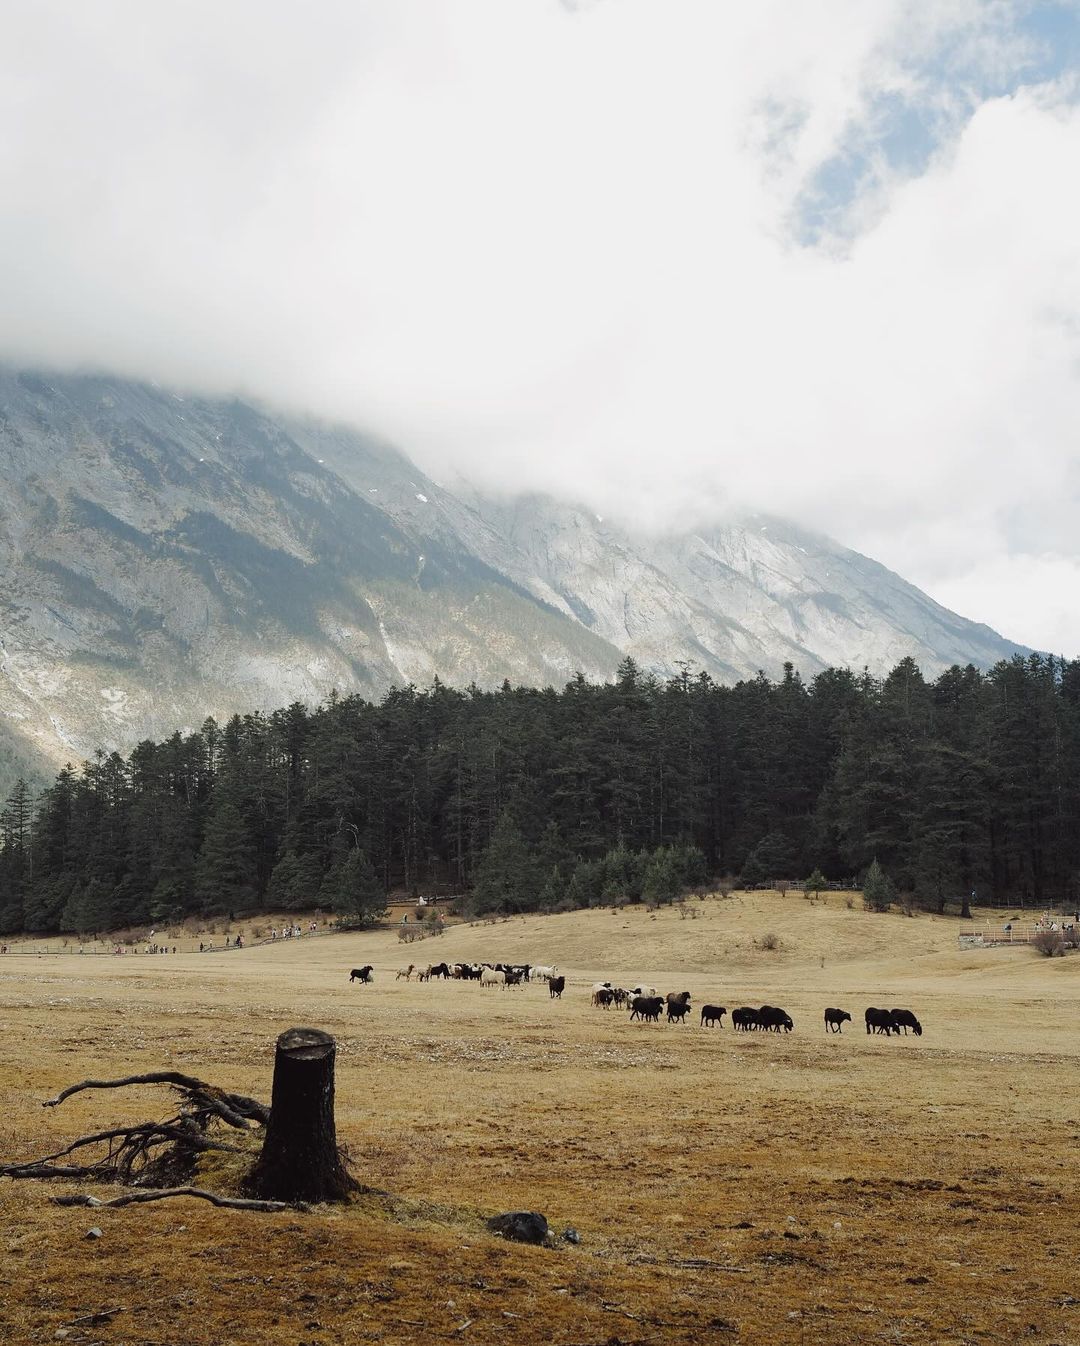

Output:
xmin=2 ymin=653 xmax=1079 ymax=935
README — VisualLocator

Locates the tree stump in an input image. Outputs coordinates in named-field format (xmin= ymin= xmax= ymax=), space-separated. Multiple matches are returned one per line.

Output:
xmin=244 ymin=1028 xmax=356 ymax=1204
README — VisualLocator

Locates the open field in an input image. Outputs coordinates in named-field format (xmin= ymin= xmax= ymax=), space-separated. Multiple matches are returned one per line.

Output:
xmin=2 ymin=890 xmax=1078 ymax=1345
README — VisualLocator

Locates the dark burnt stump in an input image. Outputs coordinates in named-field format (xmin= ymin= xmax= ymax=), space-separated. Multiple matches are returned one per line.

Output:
xmin=244 ymin=1028 xmax=356 ymax=1204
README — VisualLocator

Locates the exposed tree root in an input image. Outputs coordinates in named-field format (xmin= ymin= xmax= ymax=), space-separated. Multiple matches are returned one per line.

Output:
xmin=52 ymin=1186 xmax=304 ymax=1213
xmin=2 ymin=1071 xmax=274 ymax=1199
xmin=43 ymin=1072 xmax=270 ymax=1128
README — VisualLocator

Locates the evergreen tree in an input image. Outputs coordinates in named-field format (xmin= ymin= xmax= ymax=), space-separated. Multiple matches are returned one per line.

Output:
xmin=268 ymin=851 xmax=325 ymax=910
xmin=195 ymin=799 xmax=256 ymax=915
xmin=642 ymin=849 xmax=679 ymax=905
xmin=0 ymin=778 xmax=33 ymax=933
xmin=862 ymin=858 xmax=894 ymax=912
xmin=740 ymin=832 xmax=796 ymax=886
xmin=322 ymin=848 xmax=385 ymax=926
xmin=537 ymin=865 xmax=565 ymax=911
xmin=466 ymin=813 xmax=539 ymax=915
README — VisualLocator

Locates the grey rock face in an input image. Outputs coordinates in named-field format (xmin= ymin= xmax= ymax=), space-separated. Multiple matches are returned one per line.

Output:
xmin=0 ymin=368 xmax=1026 ymax=792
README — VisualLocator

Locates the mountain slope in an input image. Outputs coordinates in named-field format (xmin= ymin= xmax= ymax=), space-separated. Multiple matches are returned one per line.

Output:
xmin=0 ymin=368 xmax=1026 ymax=790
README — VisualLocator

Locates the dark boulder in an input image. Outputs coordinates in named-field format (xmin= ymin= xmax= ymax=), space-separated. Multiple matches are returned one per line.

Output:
xmin=486 ymin=1211 xmax=550 ymax=1245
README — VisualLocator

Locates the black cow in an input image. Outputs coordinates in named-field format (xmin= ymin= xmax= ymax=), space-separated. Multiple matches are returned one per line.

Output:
xmin=549 ymin=975 xmax=565 ymax=999
xmin=758 ymin=1005 xmax=793 ymax=1032
xmin=349 ymin=965 xmax=373 ymax=984
xmin=824 ymin=1008 xmax=851 ymax=1033
xmin=630 ymin=995 xmax=664 ymax=1023
xmin=865 ymin=1007 xmax=899 ymax=1035
xmin=890 ymin=1008 xmax=923 ymax=1036
xmin=700 ymin=1004 xmax=727 ymax=1028
xmin=732 ymin=1007 xmax=760 ymax=1031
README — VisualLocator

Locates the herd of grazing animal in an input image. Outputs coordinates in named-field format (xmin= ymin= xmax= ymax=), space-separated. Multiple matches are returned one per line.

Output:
xmin=351 ymin=962 xmax=923 ymax=1041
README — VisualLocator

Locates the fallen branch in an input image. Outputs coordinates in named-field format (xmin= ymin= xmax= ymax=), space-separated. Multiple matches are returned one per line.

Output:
xmin=64 ymin=1307 xmax=125 ymax=1327
xmin=52 ymin=1187 xmax=305 ymax=1213
xmin=602 ymin=1303 xmax=643 ymax=1322
xmin=673 ymin=1258 xmax=747 ymax=1272
xmin=1 ymin=1163 xmax=109 ymax=1180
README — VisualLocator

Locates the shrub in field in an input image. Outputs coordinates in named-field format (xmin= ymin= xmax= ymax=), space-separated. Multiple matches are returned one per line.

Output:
xmin=756 ymin=931 xmax=782 ymax=951
xmin=1033 ymin=929 xmax=1066 ymax=957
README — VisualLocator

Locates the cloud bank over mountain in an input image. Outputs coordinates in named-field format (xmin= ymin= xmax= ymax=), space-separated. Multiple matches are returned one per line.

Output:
xmin=2 ymin=1 xmax=1079 ymax=652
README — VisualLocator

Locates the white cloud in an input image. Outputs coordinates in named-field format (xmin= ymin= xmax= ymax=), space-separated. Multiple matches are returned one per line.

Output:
xmin=1 ymin=1 xmax=1079 ymax=652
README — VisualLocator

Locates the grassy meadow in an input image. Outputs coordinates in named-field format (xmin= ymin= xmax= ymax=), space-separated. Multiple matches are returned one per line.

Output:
xmin=1 ymin=889 xmax=1077 ymax=1345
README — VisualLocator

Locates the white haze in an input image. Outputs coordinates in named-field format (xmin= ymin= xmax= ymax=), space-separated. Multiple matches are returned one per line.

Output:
xmin=2 ymin=1 xmax=1080 ymax=654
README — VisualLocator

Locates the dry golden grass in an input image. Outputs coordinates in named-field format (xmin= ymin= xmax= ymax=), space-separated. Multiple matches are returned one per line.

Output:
xmin=2 ymin=890 xmax=1078 ymax=1345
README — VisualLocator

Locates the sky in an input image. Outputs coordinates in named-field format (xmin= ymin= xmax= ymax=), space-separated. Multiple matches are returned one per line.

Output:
xmin=2 ymin=1 xmax=1080 ymax=653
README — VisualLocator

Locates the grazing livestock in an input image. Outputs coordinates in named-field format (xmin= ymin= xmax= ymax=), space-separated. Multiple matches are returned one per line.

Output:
xmin=611 ymin=987 xmax=630 ymax=1008
xmin=549 ymin=975 xmax=565 ymax=999
xmin=349 ymin=966 xmax=373 ymax=984
xmin=504 ymin=971 xmax=524 ymax=987
xmin=629 ymin=995 xmax=664 ymax=1023
xmin=824 ymin=1008 xmax=852 ymax=1033
xmin=533 ymin=965 xmax=559 ymax=983
xmin=428 ymin=962 xmax=451 ymax=980
xmin=758 ymin=1005 xmax=793 ymax=1032
xmin=396 ymin=964 xmax=415 ymax=981
xmin=865 ymin=1007 xmax=900 ymax=1035
xmin=480 ymin=968 xmax=506 ymax=988
xmin=700 ymin=1004 xmax=727 ymax=1028
xmin=890 ymin=1008 xmax=923 ymax=1036
xmin=593 ymin=988 xmax=614 ymax=1008
xmin=665 ymin=991 xmax=691 ymax=1024
xmin=732 ymin=1007 xmax=760 ymax=1031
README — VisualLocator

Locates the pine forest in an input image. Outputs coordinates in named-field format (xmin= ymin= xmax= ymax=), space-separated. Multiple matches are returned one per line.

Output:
xmin=2 ymin=653 xmax=1079 ymax=936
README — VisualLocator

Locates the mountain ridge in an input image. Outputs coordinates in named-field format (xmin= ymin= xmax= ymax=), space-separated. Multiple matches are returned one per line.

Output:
xmin=0 ymin=367 xmax=1028 ymax=792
